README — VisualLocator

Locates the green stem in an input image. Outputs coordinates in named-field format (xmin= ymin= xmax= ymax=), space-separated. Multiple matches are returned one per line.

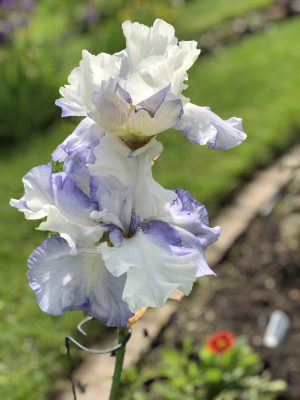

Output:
xmin=109 ymin=327 xmax=129 ymax=400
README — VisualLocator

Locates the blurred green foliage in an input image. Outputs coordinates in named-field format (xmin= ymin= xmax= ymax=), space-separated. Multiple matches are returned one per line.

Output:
xmin=173 ymin=0 xmax=275 ymax=39
xmin=121 ymin=336 xmax=287 ymax=400
xmin=0 ymin=0 xmax=277 ymax=144
xmin=0 ymin=40 xmax=61 ymax=141
xmin=156 ymin=18 xmax=300 ymax=213
xmin=0 ymin=0 xmax=126 ymax=143
xmin=1 ymin=0 xmax=300 ymax=399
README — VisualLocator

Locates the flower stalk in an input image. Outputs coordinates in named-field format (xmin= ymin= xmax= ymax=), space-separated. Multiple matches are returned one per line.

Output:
xmin=109 ymin=326 xmax=130 ymax=400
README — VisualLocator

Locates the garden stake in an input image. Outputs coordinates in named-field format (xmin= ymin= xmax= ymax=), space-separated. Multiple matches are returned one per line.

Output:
xmin=65 ymin=317 xmax=131 ymax=399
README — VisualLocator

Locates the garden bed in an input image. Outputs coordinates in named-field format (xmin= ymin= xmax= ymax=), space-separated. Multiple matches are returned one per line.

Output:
xmin=124 ymin=163 xmax=300 ymax=399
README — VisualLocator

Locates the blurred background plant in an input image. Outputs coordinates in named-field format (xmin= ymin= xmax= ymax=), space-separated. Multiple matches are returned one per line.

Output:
xmin=0 ymin=0 xmax=178 ymax=145
xmin=120 ymin=332 xmax=287 ymax=400
xmin=1 ymin=0 xmax=299 ymax=399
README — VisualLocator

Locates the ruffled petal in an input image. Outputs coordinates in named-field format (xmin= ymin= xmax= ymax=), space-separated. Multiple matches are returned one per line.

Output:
xmin=122 ymin=19 xmax=199 ymax=103
xmin=175 ymin=103 xmax=247 ymax=150
xmin=51 ymin=173 xmax=97 ymax=224
xmin=28 ymin=236 xmax=133 ymax=326
xmin=38 ymin=173 xmax=101 ymax=251
xmin=52 ymin=117 xmax=101 ymax=163
xmin=88 ymin=135 xmax=176 ymax=220
xmin=168 ymin=189 xmax=221 ymax=247
xmin=134 ymin=41 xmax=200 ymax=97
xmin=90 ymin=79 xmax=183 ymax=137
xmin=88 ymin=79 xmax=131 ymax=135
xmin=52 ymin=118 xmax=102 ymax=194
xmin=56 ymin=50 xmax=121 ymax=117
xmin=10 ymin=163 xmax=53 ymax=220
xmin=176 ymin=226 xmax=217 ymax=278
xmin=100 ymin=230 xmax=199 ymax=312
xmin=9 ymin=196 xmax=29 ymax=213
xmin=126 ymin=91 xmax=183 ymax=136
xmin=90 ymin=175 xmax=133 ymax=232
xmin=135 ymin=84 xmax=170 ymax=117
xmin=122 ymin=19 xmax=177 ymax=73
xmin=38 ymin=205 xmax=104 ymax=254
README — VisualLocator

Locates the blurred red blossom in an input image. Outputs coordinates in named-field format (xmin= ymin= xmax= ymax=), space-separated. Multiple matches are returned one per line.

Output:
xmin=206 ymin=331 xmax=235 ymax=354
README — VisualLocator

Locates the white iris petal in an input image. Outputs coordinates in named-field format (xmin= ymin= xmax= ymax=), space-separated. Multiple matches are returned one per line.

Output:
xmin=100 ymin=230 xmax=199 ymax=312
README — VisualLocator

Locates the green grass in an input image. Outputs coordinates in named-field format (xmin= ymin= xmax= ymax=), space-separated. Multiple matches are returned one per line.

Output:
xmin=1 ymin=15 xmax=300 ymax=400
xmin=0 ymin=121 xmax=85 ymax=399
xmin=155 ymin=18 xmax=300 ymax=214
xmin=173 ymin=0 xmax=275 ymax=39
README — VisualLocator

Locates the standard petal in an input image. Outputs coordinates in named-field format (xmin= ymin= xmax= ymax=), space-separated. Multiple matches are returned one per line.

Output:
xmin=122 ymin=19 xmax=177 ymax=73
xmin=90 ymin=175 xmax=133 ymax=232
xmin=56 ymin=50 xmax=121 ymax=117
xmin=136 ymin=41 xmax=200 ymax=97
xmin=88 ymin=135 xmax=176 ymax=220
xmin=28 ymin=236 xmax=133 ymax=326
xmin=135 ymin=84 xmax=170 ymax=117
xmin=126 ymin=91 xmax=183 ymax=136
xmin=175 ymin=103 xmax=247 ymax=150
xmin=88 ymin=79 xmax=131 ymax=135
xmin=100 ymin=230 xmax=198 ymax=312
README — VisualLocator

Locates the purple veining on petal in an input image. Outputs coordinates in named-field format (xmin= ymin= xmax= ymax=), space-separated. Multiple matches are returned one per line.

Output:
xmin=141 ymin=219 xmax=182 ymax=251
xmin=129 ymin=211 xmax=140 ymax=236
xmin=174 ymin=188 xmax=209 ymax=225
xmin=208 ymin=116 xmax=246 ymax=150
xmin=90 ymin=78 xmax=131 ymax=132
xmin=116 ymin=82 xmax=132 ymax=104
xmin=178 ymin=105 xmax=246 ymax=150
xmin=27 ymin=236 xmax=133 ymax=327
xmin=179 ymin=229 xmax=217 ymax=277
xmin=135 ymin=84 xmax=171 ymax=117
xmin=170 ymin=189 xmax=221 ymax=247
xmin=90 ymin=175 xmax=133 ymax=231
xmin=92 ymin=77 xmax=130 ymax=106
xmin=52 ymin=119 xmax=100 ymax=185
xmin=52 ymin=173 xmax=98 ymax=220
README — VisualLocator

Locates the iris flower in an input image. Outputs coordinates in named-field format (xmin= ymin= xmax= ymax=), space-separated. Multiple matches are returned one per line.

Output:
xmin=56 ymin=19 xmax=246 ymax=150
xmin=11 ymin=126 xmax=220 ymax=327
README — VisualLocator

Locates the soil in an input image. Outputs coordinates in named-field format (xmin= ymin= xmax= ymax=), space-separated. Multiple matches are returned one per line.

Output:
xmin=142 ymin=169 xmax=300 ymax=399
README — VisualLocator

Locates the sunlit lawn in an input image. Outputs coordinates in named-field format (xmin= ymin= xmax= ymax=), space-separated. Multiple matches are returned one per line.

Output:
xmin=156 ymin=18 xmax=300 ymax=213
xmin=173 ymin=0 xmax=275 ymax=39
xmin=1 ymin=7 xmax=300 ymax=400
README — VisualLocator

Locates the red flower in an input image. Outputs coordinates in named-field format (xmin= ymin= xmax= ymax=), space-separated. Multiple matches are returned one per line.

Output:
xmin=206 ymin=331 xmax=235 ymax=354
